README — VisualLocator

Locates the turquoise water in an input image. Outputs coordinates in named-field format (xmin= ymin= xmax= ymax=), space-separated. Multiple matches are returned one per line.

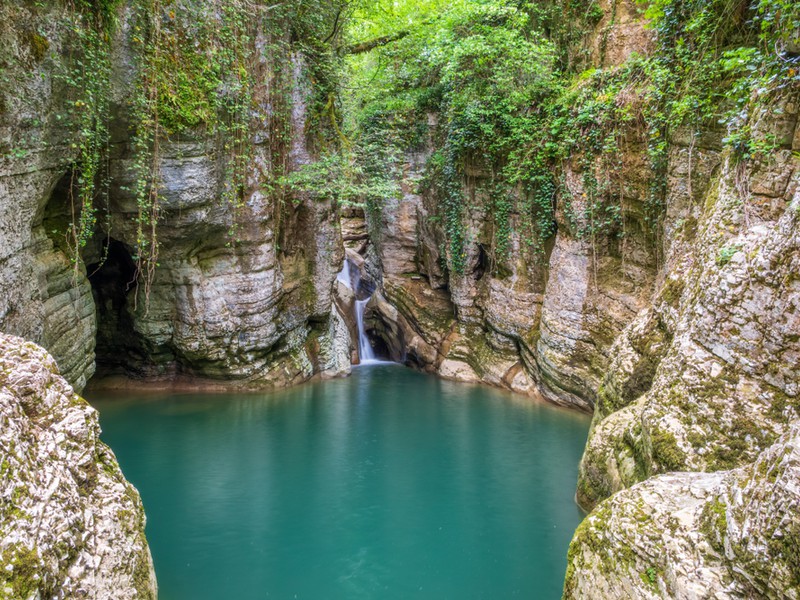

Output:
xmin=90 ymin=364 xmax=590 ymax=599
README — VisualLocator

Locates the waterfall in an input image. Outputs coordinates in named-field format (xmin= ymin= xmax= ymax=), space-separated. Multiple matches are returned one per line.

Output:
xmin=336 ymin=259 xmax=352 ymax=287
xmin=355 ymin=298 xmax=376 ymax=362
xmin=336 ymin=259 xmax=378 ymax=364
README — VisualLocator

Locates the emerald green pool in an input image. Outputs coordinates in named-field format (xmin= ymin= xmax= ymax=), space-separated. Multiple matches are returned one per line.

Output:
xmin=90 ymin=364 xmax=590 ymax=599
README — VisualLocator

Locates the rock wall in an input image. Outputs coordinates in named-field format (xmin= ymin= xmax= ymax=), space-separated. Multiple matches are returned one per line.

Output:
xmin=0 ymin=2 xmax=98 ymax=391
xmin=345 ymin=2 xmax=661 ymax=412
xmin=576 ymin=94 xmax=800 ymax=508
xmin=569 ymin=7 xmax=798 ymax=600
xmin=365 ymin=155 xmax=656 ymax=412
xmin=0 ymin=333 xmax=157 ymax=598
xmin=95 ymin=14 xmax=348 ymax=386
xmin=365 ymin=96 xmax=657 ymax=412
xmin=586 ymin=0 xmax=653 ymax=67
xmin=0 ymin=1 xmax=350 ymax=392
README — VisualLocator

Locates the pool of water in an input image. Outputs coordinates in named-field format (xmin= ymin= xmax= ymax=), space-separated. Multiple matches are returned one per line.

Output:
xmin=89 ymin=364 xmax=590 ymax=599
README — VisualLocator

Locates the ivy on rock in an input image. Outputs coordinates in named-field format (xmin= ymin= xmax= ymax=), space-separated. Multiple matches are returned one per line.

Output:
xmin=337 ymin=0 xmax=799 ymax=277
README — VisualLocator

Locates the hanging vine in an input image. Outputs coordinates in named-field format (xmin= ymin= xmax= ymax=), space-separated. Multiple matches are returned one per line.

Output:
xmin=54 ymin=1 xmax=119 ymax=278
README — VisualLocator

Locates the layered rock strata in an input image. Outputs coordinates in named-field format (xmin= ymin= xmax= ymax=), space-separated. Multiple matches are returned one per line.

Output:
xmin=365 ymin=122 xmax=657 ymax=411
xmin=0 ymin=2 xmax=97 ymax=390
xmin=0 ymin=2 xmax=350 ymax=392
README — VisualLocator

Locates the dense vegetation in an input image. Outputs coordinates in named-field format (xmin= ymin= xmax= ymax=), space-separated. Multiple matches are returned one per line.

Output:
xmin=330 ymin=0 xmax=799 ymax=275
xmin=7 ymin=0 xmax=798 ymax=291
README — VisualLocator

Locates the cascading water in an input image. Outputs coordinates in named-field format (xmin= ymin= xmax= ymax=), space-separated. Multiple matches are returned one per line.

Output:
xmin=354 ymin=298 xmax=376 ymax=362
xmin=336 ymin=259 xmax=379 ymax=364
xmin=336 ymin=259 xmax=352 ymax=287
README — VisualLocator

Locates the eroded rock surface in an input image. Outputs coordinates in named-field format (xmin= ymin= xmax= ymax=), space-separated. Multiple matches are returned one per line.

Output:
xmin=0 ymin=2 xmax=350 ymax=392
xmin=565 ymin=422 xmax=800 ymax=599
xmin=577 ymin=96 xmax=800 ymax=509
xmin=0 ymin=333 xmax=156 ymax=599
xmin=367 ymin=119 xmax=656 ymax=410
xmin=0 ymin=3 xmax=97 ymax=391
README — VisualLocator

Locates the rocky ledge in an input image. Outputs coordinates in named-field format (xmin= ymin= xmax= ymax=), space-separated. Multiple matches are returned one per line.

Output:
xmin=564 ymin=422 xmax=800 ymax=599
xmin=0 ymin=333 xmax=156 ymax=598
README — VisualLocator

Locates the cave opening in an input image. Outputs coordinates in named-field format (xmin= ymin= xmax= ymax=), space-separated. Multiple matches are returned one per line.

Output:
xmin=86 ymin=238 xmax=148 ymax=377
xmin=365 ymin=322 xmax=393 ymax=360
xmin=363 ymin=308 xmax=404 ymax=363
xmin=473 ymin=244 xmax=490 ymax=281
xmin=42 ymin=167 xmax=79 ymax=252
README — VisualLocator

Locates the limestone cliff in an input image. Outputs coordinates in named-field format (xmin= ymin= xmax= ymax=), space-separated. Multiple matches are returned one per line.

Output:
xmin=0 ymin=0 xmax=350 ymax=393
xmin=356 ymin=0 xmax=798 ymax=472
xmin=358 ymin=1 xmax=660 ymax=411
xmin=0 ymin=333 xmax=156 ymax=598
xmin=577 ymin=105 xmax=800 ymax=507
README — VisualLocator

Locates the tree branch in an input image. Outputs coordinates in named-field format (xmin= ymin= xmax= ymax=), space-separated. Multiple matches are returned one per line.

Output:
xmin=341 ymin=29 xmax=412 ymax=55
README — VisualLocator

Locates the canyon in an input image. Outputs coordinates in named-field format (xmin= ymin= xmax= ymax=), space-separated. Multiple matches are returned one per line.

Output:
xmin=0 ymin=0 xmax=798 ymax=597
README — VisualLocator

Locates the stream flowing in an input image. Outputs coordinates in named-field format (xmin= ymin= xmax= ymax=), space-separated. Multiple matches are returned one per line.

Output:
xmin=91 ymin=365 xmax=590 ymax=599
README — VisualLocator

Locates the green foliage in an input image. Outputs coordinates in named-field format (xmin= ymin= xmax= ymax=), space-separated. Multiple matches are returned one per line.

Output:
xmin=75 ymin=0 xmax=125 ymax=24
xmin=0 ymin=544 xmax=47 ymax=599
xmin=643 ymin=0 xmax=799 ymax=158
xmin=640 ymin=566 xmax=659 ymax=589
xmin=340 ymin=0 xmax=798 ymax=279
xmin=27 ymin=31 xmax=50 ymax=62
xmin=125 ymin=0 xmax=268 ymax=298
xmin=716 ymin=244 xmax=740 ymax=266
xmin=650 ymin=428 xmax=686 ymax=471
xmin=345 ymin=0 xmax=566 ymax=273
xmin=52 ymin=0 xmax=118 ymax=270
xmin=36 ymin=0 xmax=800 ymax=290
xmin=277 ymin=148 xmax=401 ymax=209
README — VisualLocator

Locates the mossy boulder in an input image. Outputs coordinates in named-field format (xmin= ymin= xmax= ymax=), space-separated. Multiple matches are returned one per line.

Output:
xmin=565 ymin=421 xmax=800 ymax=599
xmin=0 ymin=334 xmax=157 ymax=598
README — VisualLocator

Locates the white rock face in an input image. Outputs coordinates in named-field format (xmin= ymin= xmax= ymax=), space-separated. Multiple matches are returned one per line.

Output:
xmin=0 ymin=334 xmax=156 ymax=599
xmin=565 ymin=422 xmax=800 ymax=599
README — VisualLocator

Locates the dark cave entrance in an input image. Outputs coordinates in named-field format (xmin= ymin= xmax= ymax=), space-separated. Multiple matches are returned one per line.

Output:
xmin=42 ymin=167 xmax=153 ymax=379
xmin=365 ymin=321 xmax=393 ymax=360
xmin=42 ymin=168 xmax=79 ymax=252
xmin=363 ymin=307 xmax=404 ymax=363
xmin=473 ymin=243 xmax=490 ymax=281
xmin=40 ymin=169 xmax=144 ymax=378
xmin=86 ymin=238 xmax=148 ymax=377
